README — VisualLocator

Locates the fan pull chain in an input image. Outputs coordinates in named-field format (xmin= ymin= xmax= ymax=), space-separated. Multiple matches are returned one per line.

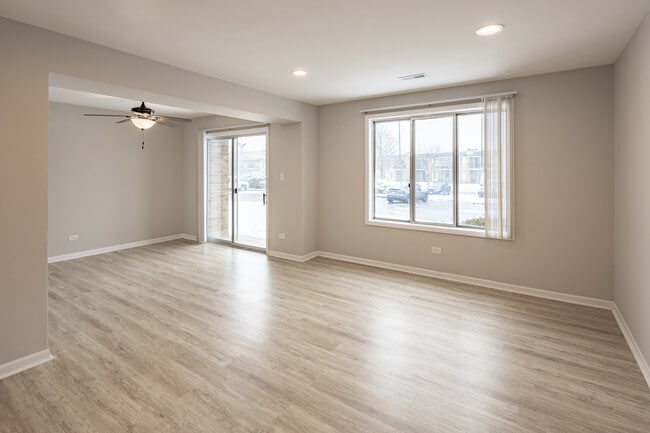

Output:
xmin=141 ymin=129 xmax=145 ymax=150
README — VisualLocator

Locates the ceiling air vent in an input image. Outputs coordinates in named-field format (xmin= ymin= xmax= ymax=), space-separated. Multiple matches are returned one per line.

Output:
xmin=399 ymin=73 xmax=427 ymax=81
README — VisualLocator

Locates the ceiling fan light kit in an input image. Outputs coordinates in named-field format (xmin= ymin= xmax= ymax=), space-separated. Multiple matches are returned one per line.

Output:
xmin=130 ymin=117 xmax=155 ymax=129
xmin=84 ymin=101 xmax=192 ymax=149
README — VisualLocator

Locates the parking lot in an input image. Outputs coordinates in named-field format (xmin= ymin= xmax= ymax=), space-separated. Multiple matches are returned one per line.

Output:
xmin=374 ymin=187 xmax=485 ymax=226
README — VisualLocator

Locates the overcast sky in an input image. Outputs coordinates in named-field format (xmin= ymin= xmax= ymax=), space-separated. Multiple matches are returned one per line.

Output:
xmin=378 ymin=113 xmax=482 ymax=155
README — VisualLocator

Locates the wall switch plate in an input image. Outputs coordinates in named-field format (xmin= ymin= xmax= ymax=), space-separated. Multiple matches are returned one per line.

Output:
xmin=68 ymin=234 xmax=79 ymax=241
xmin=280 ymin=172 xmax=285 ymax=181
xmin=431 ymin=246 xmax=442 ymax=254
xmin=279 ymin=233 xmax=286 ymax=239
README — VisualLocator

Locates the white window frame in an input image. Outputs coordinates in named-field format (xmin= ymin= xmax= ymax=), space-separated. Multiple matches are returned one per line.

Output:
xmin=365 ymin=103 xmax=487 ymax=238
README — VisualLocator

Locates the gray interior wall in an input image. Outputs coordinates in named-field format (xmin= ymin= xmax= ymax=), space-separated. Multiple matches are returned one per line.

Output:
xmin=318 ymin=66 xmax=615 ymax=300
xmin=0 ymin=17 xmax=317 ymax=366
xmin=48 ymin=102 xmax=183 ymax=257
xmin=268 ymin=122 xmax=304 ymax=254
xmin=614 ymin=16 xmax=650 ymax=363
xmin=301 ymin=112 xmax=319 ymax=254
xmin=0 ymin=36 xmax=48 ymax=365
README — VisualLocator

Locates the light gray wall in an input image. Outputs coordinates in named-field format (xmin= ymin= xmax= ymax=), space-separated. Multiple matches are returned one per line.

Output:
xmin=0 ymin=17 xmax=317 ymax=366
xmin=318 ymin=66 xmax=615 ymax=300
xmin=614 ymin=16 xmax=650 ymax=364
xmin=269 ymin=122 xmax=304 ymax=253
xmin=301 ymin=112 xmax=320 ymax=254
xmin=48 ymin=102 xmax=183 ymax=257
xmin=0 ymin=29 xmax=48 ymax=365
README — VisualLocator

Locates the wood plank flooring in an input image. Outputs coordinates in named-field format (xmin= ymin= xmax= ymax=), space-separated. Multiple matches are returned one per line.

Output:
xmin=1 ymin=239 xmax=649 ymax=432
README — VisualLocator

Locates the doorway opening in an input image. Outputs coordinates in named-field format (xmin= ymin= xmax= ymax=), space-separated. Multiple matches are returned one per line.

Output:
xmin=205 ymin=128 xmax=268 ymax=250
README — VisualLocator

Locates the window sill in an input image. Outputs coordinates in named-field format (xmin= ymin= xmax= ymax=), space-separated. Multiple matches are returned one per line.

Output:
xmin=366 ymin=219 xmax=486 ymax=238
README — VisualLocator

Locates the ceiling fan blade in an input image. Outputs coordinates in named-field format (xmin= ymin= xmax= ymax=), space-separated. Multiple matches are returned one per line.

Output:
xmin=115 ymin=118 xmax=132 ymax=124
xmin=156 ymin=120 xmax=177 ymax=127
xmin=156 ymin=115 xmax=192 ymax=123
xmin=84 ymin=114 xmax=131 ymax=118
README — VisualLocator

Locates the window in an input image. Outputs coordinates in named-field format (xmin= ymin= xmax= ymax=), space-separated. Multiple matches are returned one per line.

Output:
xmin=366 ymin=96 xmax=514 ymax=239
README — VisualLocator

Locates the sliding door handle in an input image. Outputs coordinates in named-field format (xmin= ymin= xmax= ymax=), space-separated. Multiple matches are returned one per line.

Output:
xmin=262 ymin=193 xmax=267 ymax=205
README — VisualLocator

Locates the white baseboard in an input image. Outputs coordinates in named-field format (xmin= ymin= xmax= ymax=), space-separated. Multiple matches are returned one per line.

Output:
xmin=0 ymin=349 xmax=53 ymax=380
xmin=316 ymin=251 xmax=614 ymax=310
xmin=612 ymin=304 xmax=650 ymax=388
xmin=180 ymin=234 xmax=198 ymax=241
xmin=48 ymin=234 xmax=190 ymax=263
xmin=267 ymin=250 xmax=319 ymax=263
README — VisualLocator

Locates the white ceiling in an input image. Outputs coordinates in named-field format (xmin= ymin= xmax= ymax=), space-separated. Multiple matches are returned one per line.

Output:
xmin=3 ymin=0 xmax=650 ymax=105
xmin=49 ymin=87 xmax=208 ymax=119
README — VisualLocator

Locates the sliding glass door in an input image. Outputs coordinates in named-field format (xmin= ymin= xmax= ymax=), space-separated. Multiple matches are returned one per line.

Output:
xmin=233 ymin=134 xmax=267 ymax=248
xmin=206 ymin=130 xmax=267 ymax=249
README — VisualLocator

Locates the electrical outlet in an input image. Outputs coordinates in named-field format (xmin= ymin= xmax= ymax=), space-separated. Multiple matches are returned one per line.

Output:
xmin=279 ymin=233 xmax=286 ymax=239
xmin=68 ymin=234 xmax=79 ymax=241
xmin=431 ymin=246 xmax=442 ymax=254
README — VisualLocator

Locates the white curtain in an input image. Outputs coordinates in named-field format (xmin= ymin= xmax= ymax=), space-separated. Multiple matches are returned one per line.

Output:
xmin=483 ymin=96 xmax=514 ymax=240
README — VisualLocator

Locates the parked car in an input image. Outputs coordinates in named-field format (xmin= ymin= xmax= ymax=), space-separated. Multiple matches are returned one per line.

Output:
xmin=387 ymin=184 xmax=428 ymax=203
xmin=478 ymin=184 xmax=484 ymax=198
xmin=428 ymin=181 xmax=451 ymax=195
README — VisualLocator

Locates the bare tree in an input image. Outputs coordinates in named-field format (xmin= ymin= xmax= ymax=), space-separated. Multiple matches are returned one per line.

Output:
xmin=375 ymin=127 xmax=397 ymax=180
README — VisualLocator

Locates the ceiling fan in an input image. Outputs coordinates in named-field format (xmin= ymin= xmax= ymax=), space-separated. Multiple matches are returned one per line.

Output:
xmin=84 ymin=101 xmax=192 ymax=130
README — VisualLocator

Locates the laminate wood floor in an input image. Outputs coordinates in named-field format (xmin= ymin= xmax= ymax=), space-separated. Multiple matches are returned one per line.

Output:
xmin=1 ymin=240 xmax=649 ymax=432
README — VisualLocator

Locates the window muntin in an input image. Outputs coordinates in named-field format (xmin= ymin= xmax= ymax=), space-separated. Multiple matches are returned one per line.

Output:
xmin=368 ymin=105 xmax=485 ymax=232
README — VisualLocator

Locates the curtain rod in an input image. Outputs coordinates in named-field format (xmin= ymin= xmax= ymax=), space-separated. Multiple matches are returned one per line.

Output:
xmin=360 ymin=91 xmax=517 ymax=115
xmin=200 ymin=123 xmax=270 ymax=133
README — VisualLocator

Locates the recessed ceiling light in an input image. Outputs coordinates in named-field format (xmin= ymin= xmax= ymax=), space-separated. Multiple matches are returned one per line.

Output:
xmin=475 ymin=23 xmax=505 ymax=36
xmin=292 ymin=69 xmax=307 ymax=77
